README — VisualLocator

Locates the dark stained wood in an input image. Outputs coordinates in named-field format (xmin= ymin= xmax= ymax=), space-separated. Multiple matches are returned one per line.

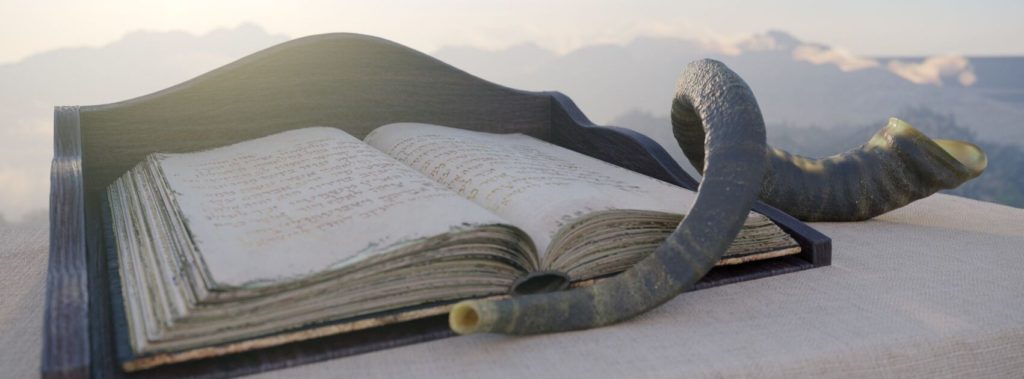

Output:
xmin=695 ymin=255 xmax=814 ymax=290
xmin=751 ymin=203 xmax=832 ymax=267
xmin=43 ymin=107 xmax=90 ymax=379
xmin=44 ymin=33 xmax=831 ymax=378
xmin=78 ymin=33 xmax=552 ymax=208
xmin=549 ymin=92 xmax=700 ymax=189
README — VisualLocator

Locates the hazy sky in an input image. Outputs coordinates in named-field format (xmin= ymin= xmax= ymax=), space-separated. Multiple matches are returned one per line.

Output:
xmin=2 ymin=0 xmax=1022 ymax=64
xmin=1 ymin=0 xmax=1021 ymax=222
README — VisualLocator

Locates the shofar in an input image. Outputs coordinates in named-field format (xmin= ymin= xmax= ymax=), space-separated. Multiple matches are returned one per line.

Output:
xmin=449 ymin=59 xmax=986 ymax=335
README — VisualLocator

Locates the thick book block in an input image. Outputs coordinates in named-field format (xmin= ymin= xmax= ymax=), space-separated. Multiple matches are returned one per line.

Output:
xmin=44 ymin=33 xmax=830 ymax=378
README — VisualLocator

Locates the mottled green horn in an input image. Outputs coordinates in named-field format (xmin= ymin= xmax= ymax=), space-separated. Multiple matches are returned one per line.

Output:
xmin=674 ymin=95 xmax=987 ymax=222
xmin=449 ymin=59 xmax=767 ymax=335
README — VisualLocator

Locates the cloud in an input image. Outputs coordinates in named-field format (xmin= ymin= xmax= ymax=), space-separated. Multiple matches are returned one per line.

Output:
xmin=700 ymin=37 xmax=742 ymax=56
xmin=886 ymin=56 xmax=977 ymax=86
xmin=713 ymin=30 xmax=881 ymax=72
xmin=792 ymin=44 xmax=879 ymax=72
xmin=702 ymin=34 xmax=774 ymax=56
xmin=701 ymin=30 xmax=801 ymax=56
xmin=721 ymin=30 xmax=977 ymax=87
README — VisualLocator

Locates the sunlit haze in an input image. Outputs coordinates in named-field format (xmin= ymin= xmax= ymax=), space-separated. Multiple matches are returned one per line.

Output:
xmin=1 ymin=0 xmax=1022 ymax=222
xmin=2 ymin=0 xmax=1022 ymax=64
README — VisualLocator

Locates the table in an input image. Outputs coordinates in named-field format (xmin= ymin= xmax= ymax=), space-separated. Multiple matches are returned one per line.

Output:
xmin=3 ymin=194 xmax=1022 ymax=378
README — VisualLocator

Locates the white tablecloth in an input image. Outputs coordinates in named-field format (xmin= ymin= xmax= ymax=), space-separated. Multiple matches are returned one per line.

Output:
xmin=3 ymin=194 xmax=1022 ymax=378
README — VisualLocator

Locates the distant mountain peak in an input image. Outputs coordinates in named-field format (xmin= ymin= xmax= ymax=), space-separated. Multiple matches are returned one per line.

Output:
xmin=503 ymin=42 xmax=549 ymax=53
xmin=764 ymin=30 xmax=802 ymax=45
xmin=116 ymin=23 xmax=281 ymax=45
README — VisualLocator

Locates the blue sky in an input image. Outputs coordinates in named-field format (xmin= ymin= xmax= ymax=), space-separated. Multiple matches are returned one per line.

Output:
xmin=1 ymin=0 xmax=1021 ymax=64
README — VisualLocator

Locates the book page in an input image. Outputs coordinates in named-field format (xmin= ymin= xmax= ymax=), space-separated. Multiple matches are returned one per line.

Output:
xmin=156 ymin=127 xmax=510 ymax=288
xmin=365 ymin=123 xmax=699 ymax=256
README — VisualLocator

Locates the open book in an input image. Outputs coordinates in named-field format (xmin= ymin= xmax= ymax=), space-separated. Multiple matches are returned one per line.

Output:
xmin=107 ymin=123 xmax=799 ymax=369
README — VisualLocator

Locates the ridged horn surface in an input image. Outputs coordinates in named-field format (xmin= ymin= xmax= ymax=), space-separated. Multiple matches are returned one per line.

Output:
xmin=449 ymin=59 xmax=767 ymax=335
xmin=449 ymin=59 xmax=988 ymax=335
xmin=675 ymin=98 xmax=987 ymax=222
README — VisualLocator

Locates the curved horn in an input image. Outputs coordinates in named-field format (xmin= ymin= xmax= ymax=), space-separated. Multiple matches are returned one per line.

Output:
xmin=675 ymin=103 xmax=986 ymax=222
xmin=449 ymin=59 xmax=766 ymax=335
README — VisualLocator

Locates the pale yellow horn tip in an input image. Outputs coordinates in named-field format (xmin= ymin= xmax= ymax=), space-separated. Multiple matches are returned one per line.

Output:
xmin=449 ymin=301 xmax=482 ymax=335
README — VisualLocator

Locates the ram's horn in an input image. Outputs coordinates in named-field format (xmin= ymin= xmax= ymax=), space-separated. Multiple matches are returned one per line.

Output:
xmin=674 ymin=98 xmax=987 ymax=222
xmin=449 ymin=59 xmax=767 ymax=335
xmin=449 ymin=59 xmax=988 ymax=335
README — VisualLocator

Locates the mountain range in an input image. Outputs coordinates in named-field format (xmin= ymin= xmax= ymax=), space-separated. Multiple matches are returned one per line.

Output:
xmin=435 ymin=31 xmax=1024 ymax=147
xmin=0 ymin=23 xmax=288 ymax=222
xmin=1 ymin=25 xmax=1021 ymax=222
xmin=614 ymin=107 xmax=1024 ymax=208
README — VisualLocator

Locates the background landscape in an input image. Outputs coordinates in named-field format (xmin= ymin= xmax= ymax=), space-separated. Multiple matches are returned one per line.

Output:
xmin=2 ymin=22 xmax=1022 ymax=226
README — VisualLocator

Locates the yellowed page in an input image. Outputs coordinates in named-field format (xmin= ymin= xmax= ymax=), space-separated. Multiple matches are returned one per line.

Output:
xmin=364 ymin=123 xmax=700 ymax=256
xmin=156 ymin=127 xmax=509 ymax=288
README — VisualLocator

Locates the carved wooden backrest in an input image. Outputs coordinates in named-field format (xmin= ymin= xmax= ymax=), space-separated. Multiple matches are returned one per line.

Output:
xmin=78 ymin=33 xmax=556 ymax=207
